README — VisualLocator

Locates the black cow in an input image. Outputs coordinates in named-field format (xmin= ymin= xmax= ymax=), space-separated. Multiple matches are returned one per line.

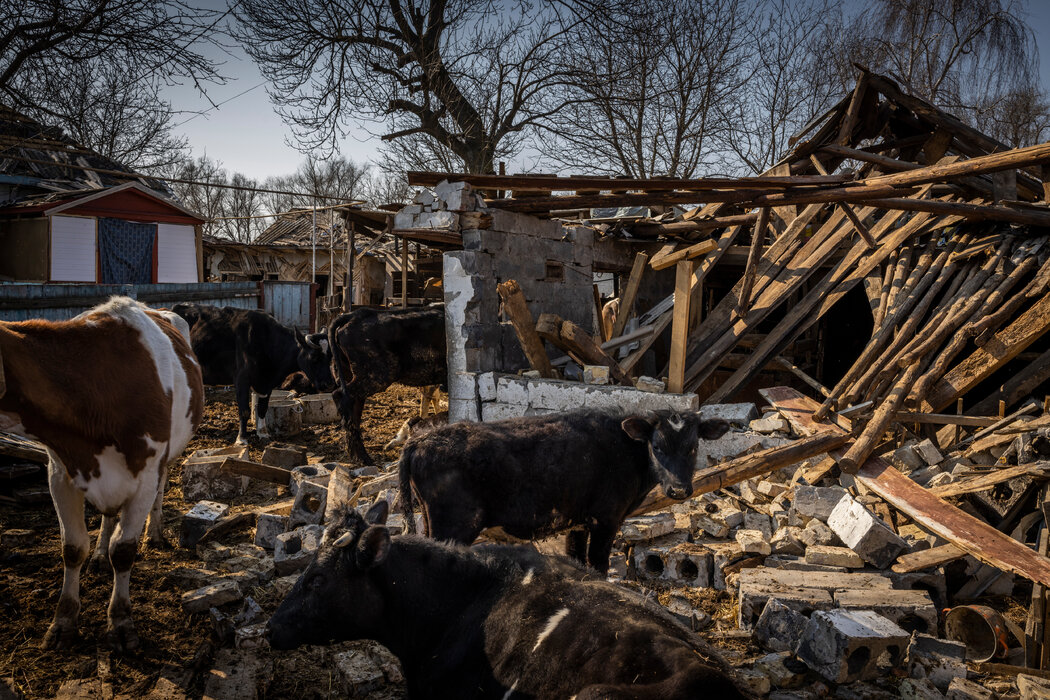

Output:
xmin=400 ymin=409 xmax=729 ymax=574
xmin=173 ymin=304 xmax=334 ymax=444
xmin=329 ymin=305 xmax=446 ymax=464
xmin=266 ymin=503 xmax=747 ymax=699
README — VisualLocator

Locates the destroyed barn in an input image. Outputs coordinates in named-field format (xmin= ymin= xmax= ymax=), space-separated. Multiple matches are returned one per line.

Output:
xmin=5 ymin=68 xmax=1050 ymax=698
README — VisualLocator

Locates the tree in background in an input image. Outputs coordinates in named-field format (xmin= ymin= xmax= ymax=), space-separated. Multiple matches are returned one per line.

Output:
xmin=537 ymin=0 xmax=751 ymax=178
xmin=233 ymin=0 xmax=595 ymax=174
xmin=0 ymin=0 xmax=226 ymax=170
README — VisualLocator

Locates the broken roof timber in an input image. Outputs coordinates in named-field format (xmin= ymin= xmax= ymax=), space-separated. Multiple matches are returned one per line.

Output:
xmin=760 ymin=386 xmax=1050 ymax=588
xmin=406 ymin=171 xmax=852 ymax=192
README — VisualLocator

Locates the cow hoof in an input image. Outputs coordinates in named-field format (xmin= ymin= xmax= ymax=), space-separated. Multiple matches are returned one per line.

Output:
xmin=105 ymin=620 xmax=140 ymax=653
xmin=88 ymin=554 xmax=112 ymax=575
xmin=41 ymin=620 xmax=79 ymax=650
xmin=146 ymin=535 xmax=173 ymax=551
xmin=234 ymin=436 xmax=248 ymax=446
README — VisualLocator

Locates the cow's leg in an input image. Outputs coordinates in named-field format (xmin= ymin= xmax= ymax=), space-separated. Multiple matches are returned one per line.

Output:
xmin=105 ymin=473 xmax=156 ymax=652
xmin=565 ymin=529 xmax=590 ymax=565
xmin=234 ymin=371 xmax=251 ymax=445
xmin=254 ymin=391 xmax=272 ymax=441
xmin=144 ymin=462 xmax=170 ymax=549
xmin=89 ymin=514 xmax=117 ymax=573
xmin=344 ymin=395 xmax=371 ymax=464
xmin=586 ymin=523 xmax=618 ymax=575
xmin=42 ymin=457 xmax=89 ymax=650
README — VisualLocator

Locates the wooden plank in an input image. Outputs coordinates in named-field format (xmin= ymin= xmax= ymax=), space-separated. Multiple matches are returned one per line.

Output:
xmin=536 ymin=315 xmax=632 ymax=386
xmin=922 ymin=292 xmax=1050 ymax=412
xmin=930 ymin=463 xmax=1050 ymax=499
xmin=496 ymin=280 xmax=554 ymax=378
xmin=220 ymin=458 xmax=293 ymax=485
xmin=631 ymin=430 xmax=849 ymax=516
xmin=667 ymin=260 xmax=694 ymax=393
xmin=592 ymin=284 xmax=606 ymax=342
xmin=891 ymin=543 xmax=967 ymax=573
xmin=861 ymin=140 xmax=1050 ymax=190
xmin=836 ymin=73 xmax=868 ymax=145
xmin=736 ymin=208 xmax=770 ymax=316
xmin=893 ymin=412 xmax=998 ymax=427
xmin=406 ymin=171 xmax=853 ymax=192
xmin=550 ymin=326 xmax=654 ymax=367
xmin=857 ymin=197 xmax=1050 ymax=227
xmin=629 ymin=213 xmax=757 ymax=237
xmin=649 ymin=238 xmax=717 ymax=271
xmin=809 ymin=155 xmax=876 ymax=247
xmin=762 ymin=386 xmax=1050 ymax=587
xmin=611 ymin=253 xmax=648 ymax=338
xmin=819 ymin=144 xmax=922 ymax=172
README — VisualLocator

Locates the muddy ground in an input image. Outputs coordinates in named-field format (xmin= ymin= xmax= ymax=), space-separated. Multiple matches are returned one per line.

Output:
xmin=0 ymin=384 xmax=426 ymax=699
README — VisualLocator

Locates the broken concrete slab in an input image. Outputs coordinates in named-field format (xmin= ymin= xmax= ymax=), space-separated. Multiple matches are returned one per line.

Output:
xmin=908 ymin=633 xmax=967 ymax=691
xmin=754 ymin=598 xmax=811 ymax=653
xmin=945 ymin=677 xmax=995 ymax=700
xmin=288 ymin=464 xmax=331 ymax=497
xmin=751 ymin=414 xmax=792 ymax=434
xmin=799 ymin=518 xmax=838 ymax=548
xmin=835 ymin=589 xmax=939 ymax=636
xmin=697 ymin=403 xmax=758 ymax=427
xmin=201 ymin=649 xmax=272 ymax=700
xmin=913 ymin=439 xmax=945 ymax=467
xmin=735 ymin=529 xmax=772 ymax=555
xmin=805 ymin=545 xmax=864 ymax=569
xmin=180 ymin=501 xmax=229 ymax=550
xmin=620 ymin=512 xmax=675 ymax=542
xmin=253 ymin=513 xmax=288 ymax=550
xmin=288 ymin=479 xmax=328 ymax=529
xmin=274 ymin=524 xmax=323 ymax=576
xmin=792 ymin=485 xmax=848 ymax=522
xmin=181 ymin=580 xmax=242 ymax=614
xmin=795 ymin=609 xmax=909 ymax=684
xmin=770 ymin=527 xmax=807 ymax=556
xmin=898 ymin=678 xmax=946 ymax=700
xmin=332 ymin=649 xmax=385 ymax=696
xmin=827 ymin=494 xmax=907 ymax=569
xmin=260 ymin=444 xmax=307 ymax=469
xmin=738 ymin=566 xmax=894 ymax=593
xmin=738 ymin=582 xmax=833 ymax=630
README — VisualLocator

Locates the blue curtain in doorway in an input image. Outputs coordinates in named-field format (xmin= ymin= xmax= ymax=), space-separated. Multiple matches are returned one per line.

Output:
xmin=98 ymin=217 xmax=155 ymax=284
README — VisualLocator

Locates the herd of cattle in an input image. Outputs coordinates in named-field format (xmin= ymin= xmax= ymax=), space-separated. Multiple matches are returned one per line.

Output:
xmin=0 ymin=297 xmax=748 ymax=698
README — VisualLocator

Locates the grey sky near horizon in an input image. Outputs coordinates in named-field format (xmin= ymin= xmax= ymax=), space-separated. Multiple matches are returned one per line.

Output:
xmin=161 ymin=0 xmax=1050 ymax=182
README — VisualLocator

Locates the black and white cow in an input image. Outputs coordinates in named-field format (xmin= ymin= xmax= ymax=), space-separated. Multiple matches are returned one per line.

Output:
xmin=173 ymin=304 xmax=333 ymax=444
xmin=329 ymin=305 xmax=446 ymax=464
xmin=266 ymin=503 xmax=747 ymax=699
xmin=400 ymin=409 xmax=729 ymax=574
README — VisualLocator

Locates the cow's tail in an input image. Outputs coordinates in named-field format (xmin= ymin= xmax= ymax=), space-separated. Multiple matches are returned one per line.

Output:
xmin=328 ymin=316 xmax=353 ymax=411
xmin=398 ymin=442 xmax=418 ymax=534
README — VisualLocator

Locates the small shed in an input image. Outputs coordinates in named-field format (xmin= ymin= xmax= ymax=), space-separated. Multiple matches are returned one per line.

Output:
xmin=0 ymin=182 xmax=205 ymax=284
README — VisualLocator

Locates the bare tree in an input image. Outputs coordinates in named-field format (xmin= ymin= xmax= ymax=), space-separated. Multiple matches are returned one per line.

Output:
xmin=536 ymin=0 xmax=751 ymax=178
xmin=1 ymin=0 xmax=226 ymax=168
xmin=233 ymin=0 xmax=593 ymax=173
xmin=837 ymin=0 xmax=1037 ymax=117
xmin=219 ymin=173 xmax=264 ymax=243
xmin=972 ymin=85 xmax=1050 ymax=149
xmin=262 ymin=155 xmax=371 ymax=214
xmin=166 ymin=154 xmax=229 ymax=235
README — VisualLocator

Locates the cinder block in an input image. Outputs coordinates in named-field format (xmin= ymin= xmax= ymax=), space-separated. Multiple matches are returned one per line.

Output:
xmin=632 ymin=545 xmax=672 ymax=583
xmin=665 ymin=543 xmax=713 ymax=587
xmin=827 ymin=494 xmax=907 ymax=569
xmin=898 ymin=678 xmax=946 ymax=699
xmin=795 ymin=609 xmax=909 ymax=684
xmin=835 ymin=589 xmax=938 ymax=635
xmin=770 ymin=527 xmax=806 ymax=556
xmin=908 ymin=633 xmax=967 ymax=691
xmin=752 ymin=650 xmax=809 ymax=689
xmin=234 ymin=622 xmax=269 ymax=650
xmin=260 ymin=444 xmax=307 ymax=468
xmin=800 ymin=518 xmax=838 ymax=548
xmin=254 ymin=513 xmax=288 ymax=550
xmin=738 ymin=581 xmax=833 ymax=630
xmin=181 ymin=579 xmax=242 ymax=613
xmin=289 ymin=464 xmax=331 ymax=497
xmin=332 ymin=649 xmax=385 ymax=696
xmin=289 ymin=479 xmax=328 ymax=529
xmin=792 ymin=485 xmax=848 ymax=522
xmin=756 ymin=480 xmax=788 ymax=498
xmin=620 ymin=513 xmax=676 ymax=542
xmin=274 ymin=524 xmax=324 ymax=576
xmin=764 ymin=555 xmax=848 ymax=573
xmin=750 ymin=414 xmax=791 ymax=433
xmin=738 ymin=566 xmax=893 ymax=593
xmin=182 ymin=460 xmax=248 ymax=501
xmin=180 ymin=500 xmax=229 ymax=549
xmin=744 ymin=512 xmax=773 ymax=537
xmin=697 ymin=403 xmax=759 ymax=427
xmin=735 ymin=529 xmax=772 ymax=556
xmin=754 ymin=598 xmax=811 ymax=653
xmin=913 ymin=439 xmax=945 ymax=466
xmin=706 ymin=540 xmax=744 ymax=590
xmin=806 ymin=545 xmax=864 ymax=569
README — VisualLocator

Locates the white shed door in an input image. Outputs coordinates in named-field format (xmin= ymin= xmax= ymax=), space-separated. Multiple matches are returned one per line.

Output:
xmin=157 ymin=224 xmax=198 ymax=282
xmin=50 ymin=215 xmax=97 ymax=282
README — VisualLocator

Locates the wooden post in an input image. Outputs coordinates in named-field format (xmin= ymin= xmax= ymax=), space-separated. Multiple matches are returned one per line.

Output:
xmin=809 ymin=155 xmax=876 ymax=248
xmin=611 ymin=252 xmax=649 ymax=339
xmin=496 ymin=280 xmax=554 ymax=378
xmin=736 ymin=207 xmax=770 ymax=316
xmin=668 ymin=260 xmax=693 ymax=393
xmin=401 ymin=235 xmax=408 ymax=308
xmin=593 ymin=284 xmax=606 ymax=342
xmin=345 ymin=222 xmax=354 ymax=311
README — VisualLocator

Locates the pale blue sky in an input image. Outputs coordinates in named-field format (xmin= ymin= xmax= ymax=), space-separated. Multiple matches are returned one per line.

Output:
xmin=161 ymin=0 xmax=1050 ymax=181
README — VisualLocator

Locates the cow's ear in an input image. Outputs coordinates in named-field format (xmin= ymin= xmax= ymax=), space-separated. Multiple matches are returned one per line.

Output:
xmin=697 ymin=418 xmax=730 ymax=441
xmin=294 ymin=329 xmax=307 ymax=347
xmin=356 ymin=526 xmax=391 ymax=569
xmin=365 ymin=499 xmax=389 ymax=525
xmin=621 ymin=416 xmax=656 ymax=442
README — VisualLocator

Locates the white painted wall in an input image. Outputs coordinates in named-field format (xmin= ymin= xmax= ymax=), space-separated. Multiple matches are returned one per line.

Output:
xmin=157 ymin=223 xmax=198 ymax=282
xmin=50 ymin=215 xmax=96 ymax=282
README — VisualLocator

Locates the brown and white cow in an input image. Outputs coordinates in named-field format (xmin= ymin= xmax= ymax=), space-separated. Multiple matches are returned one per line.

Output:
xmin=0 ymin=297 xmax=203 ymax=651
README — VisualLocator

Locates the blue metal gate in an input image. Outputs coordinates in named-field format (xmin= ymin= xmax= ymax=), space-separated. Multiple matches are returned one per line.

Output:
xmin=261 ymin=281 xmax=314 ymax=330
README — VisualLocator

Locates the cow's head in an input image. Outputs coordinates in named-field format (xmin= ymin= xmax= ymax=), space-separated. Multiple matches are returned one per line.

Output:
xmin=295 ymin=329 xmax=335 ymax=392
xmin=621 ymin=412 xmax=729 ymax=500
xmin=266 ymin=501 xmax=391 ymax=650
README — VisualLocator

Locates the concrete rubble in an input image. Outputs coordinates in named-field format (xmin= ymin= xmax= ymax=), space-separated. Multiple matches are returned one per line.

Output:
xmin=166 ymin=397 xmax=1047 ymax=700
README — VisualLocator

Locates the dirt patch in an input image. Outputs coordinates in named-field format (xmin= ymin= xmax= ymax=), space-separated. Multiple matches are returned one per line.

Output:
xmin=0 ymin=384 xmax=422 ymax=699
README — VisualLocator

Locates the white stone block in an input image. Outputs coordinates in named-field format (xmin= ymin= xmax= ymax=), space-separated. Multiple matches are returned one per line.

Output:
xmin=827 ymin=494 xmax=907 ymax=569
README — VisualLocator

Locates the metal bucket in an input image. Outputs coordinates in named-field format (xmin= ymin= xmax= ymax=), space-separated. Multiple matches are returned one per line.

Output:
xmin=944 ymin=605 xmax=1010 ymax=661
